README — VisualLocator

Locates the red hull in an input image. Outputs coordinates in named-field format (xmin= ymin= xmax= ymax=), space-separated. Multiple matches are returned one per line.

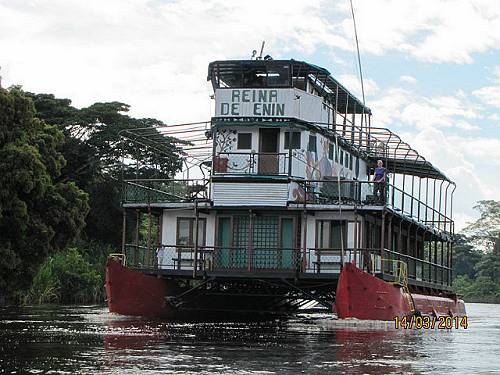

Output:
xmin=106 ymin=258 xmax=465 ymax=321
xmin=336 ymin=262 xmax=466 ymax=320
xmin=105 ymin=258 xmax=173 ymax=317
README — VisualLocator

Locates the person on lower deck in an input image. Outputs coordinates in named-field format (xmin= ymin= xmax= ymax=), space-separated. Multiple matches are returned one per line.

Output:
xmin=373 ymin=160 xmax=387 ymax=204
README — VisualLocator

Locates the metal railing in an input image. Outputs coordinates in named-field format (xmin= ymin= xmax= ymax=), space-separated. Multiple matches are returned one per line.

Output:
xmin=298 ymin=179 xmax=454 ymax=233
xmin=125 ymin=244 xmax=301 ymax=273
xmin=304 ymin=248 xmax=382 ymax=274
xmin=124 ymin=244 xmax=451 ymax=287
xmin=213 ymin=152 xmax=290 ymax=175
xmin=381 ymin=248 xmax=452 ymax=287
xmin=122 ymin=178 xmax=209 ymax=204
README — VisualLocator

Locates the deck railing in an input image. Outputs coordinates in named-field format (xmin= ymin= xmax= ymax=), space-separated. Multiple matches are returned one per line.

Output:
xmin=125 ymin=244 xmax=301 ymax=273
xmin=298 ymin=179 xmax=454 ymax=233
xmin=124 ymin=244 xmax=451 ymax=287
xmin=213 ymin=152 xmax=290 ymax=175
xmin=122 ymin=178 xmax=210 ymax=204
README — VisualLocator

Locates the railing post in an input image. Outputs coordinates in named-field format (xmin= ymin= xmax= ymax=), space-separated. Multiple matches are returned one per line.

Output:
xmin=302 ymin=209 xmax=308 ymax=272
xmin=381 ymin=211 xmax=386 ymax=274
xmin=135 ymin=209 xmax=140 ymax=267
xmin=147 ymin=205 xmax=152 ymax=268
xmin=193 ymin=199 xmax=199 ymax=278
xmin=248 ymin=209 xmax=253 ymax=272
xmin=122 ymin=209 xmax=127 ymax=254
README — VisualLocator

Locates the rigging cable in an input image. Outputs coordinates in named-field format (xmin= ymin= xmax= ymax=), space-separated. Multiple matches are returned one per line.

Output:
xmin=336 ymin=0 xmax=366 ymax=266
xmin=349 ymin=0 xmax=366 ymax=106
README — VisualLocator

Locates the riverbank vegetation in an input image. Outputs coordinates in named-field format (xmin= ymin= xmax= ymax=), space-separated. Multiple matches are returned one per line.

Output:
xmin=452 ymin=201 xmax=500 ymax=303
xmin=0 ymin=86 xmax=498 ymax=305
xmin=0 ymin=86 xmax=182 ymax=305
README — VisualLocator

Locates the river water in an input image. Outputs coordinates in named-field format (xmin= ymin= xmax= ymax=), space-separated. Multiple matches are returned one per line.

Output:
xmin=0 ymin=303 xmax=499 ymax=374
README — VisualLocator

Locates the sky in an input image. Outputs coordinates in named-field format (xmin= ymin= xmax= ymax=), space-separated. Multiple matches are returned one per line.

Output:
xmin=0 ymin=0 xmax=499 ymax=231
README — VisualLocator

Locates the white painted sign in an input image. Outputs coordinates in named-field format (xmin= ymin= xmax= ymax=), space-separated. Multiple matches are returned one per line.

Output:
xmin=215 ymin=89 xmax=292 ymax=117
xmin=214 ymin=88 xmax=329 ymax=124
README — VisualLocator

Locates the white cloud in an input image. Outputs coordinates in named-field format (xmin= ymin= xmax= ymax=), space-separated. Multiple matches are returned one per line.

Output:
xmin=398 ymin=128 xmax=499 ymax=230
xmin=0 ymin=0 xmax=343 ymax=122
xmin=369 ymin=82 xmax=497 ymax=228
xmin=334 ymin=0 xmax=500 ymax=64
xmin=337 ymin=74 xmax=379 ymax=100
xmin=370 ymin=89 xmax=481 ymax=131
xmin=400 ymin=75 xmax=417 ymax=85
xmin=472 ymin=65 xmax=500 ymax=107
xmin=473 ymin=86 xmax=500 ymax=108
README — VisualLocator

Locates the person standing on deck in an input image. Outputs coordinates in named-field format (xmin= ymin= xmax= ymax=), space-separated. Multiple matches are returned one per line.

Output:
xmin=373 ymin=160 xmax=387 ymax=204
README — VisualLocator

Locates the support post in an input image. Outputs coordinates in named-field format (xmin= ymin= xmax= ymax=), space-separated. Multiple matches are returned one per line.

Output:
xmin=302 ymin=210 xmax=308 ymax=272
xmin=288 ymin=130 xmax=293 ymax=177
xmin=121 ymin=209 xmax=127 ymax=254
xmin=147 ymin=206 xmax=152 ymax=268
xmin=380 ymin=213 xmax=386 ymax=274
xmin=248 ymin=209 xmax=253 ymax=272
xmin=380 ymin=211 xmax=386 ymax=275
xmin=135 ymin=210 xmax=140 ymax=267
xmin=193 ymin=200 xmax=199 ymax=277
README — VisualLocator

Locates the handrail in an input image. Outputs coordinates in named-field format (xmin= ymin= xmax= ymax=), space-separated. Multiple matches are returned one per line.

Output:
xmin=295 ymin=179 xmax=453 ymax=233
xmin=122 ymin=178 xmax=210 ymax=204
xmin=382 ymin=258 xmax=415 ymax=313
xmin=109 ymin=253 xmax=127 ymax=266
xmin=123 ymin=244 xmax=452 ymax=287
xmin=214 ymin=151 xmax=290 ymax=175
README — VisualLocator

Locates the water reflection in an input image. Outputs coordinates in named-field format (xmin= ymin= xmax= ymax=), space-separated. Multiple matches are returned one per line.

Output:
xmin=0 ymin=304 xmax=499 ymax=374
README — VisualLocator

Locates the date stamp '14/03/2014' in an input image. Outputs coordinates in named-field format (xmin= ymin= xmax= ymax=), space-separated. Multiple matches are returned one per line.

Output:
xmin=394 ymin=315 xmax=468 ymax=329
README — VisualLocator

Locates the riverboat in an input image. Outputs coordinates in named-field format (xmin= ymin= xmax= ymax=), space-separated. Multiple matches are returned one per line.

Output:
xmin=105 ymin=57 xmax=465 ymax=320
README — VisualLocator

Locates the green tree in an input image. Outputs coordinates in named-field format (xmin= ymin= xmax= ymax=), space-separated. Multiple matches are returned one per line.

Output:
xmin=452 ymin=200 xmax=500 ymax=302
xmin=452 ymin=234 xmax=482 ymax=279
xmin=26 ymin=247 xmax=103 ymax=304
xmin=26 ymin=93 xmax=185 ymax=246
xmin=0 ymin=87 xmax=89 ymax=302
xmin=462 ymin=200 xmax=499 ymax=252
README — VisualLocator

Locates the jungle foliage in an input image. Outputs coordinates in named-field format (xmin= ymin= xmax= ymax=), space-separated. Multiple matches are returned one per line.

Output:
xmin=0 ymin=87 xmax=183 ymax=304
xmin=0 ymin=87 xmax=89 ymax=303
xmin=453 ymin=200 xmax=500 ymax=303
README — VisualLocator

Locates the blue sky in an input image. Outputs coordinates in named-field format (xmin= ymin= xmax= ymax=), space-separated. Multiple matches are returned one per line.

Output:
xmin=0 ymin=0 xmax=498 ymax=230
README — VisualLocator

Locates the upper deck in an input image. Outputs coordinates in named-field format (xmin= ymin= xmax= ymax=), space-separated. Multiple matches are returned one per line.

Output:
xmin=119 ymin=58 xmax=455 ymax=236
xmin=208 ymin=59 xmax=370 ymax=114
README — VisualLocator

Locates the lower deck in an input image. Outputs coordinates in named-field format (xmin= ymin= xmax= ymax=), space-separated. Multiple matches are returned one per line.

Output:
xmin=121 ymin=204 xmax=454 ymax=295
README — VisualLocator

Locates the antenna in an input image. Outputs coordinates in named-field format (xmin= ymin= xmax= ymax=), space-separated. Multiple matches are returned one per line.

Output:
xmin=257 ymin=41 xmax=265 ymax=60
xmin=349 ymin=0 xmax=365 ymax=105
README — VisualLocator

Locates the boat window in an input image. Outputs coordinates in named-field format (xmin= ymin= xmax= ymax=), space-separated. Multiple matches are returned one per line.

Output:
xmin=350 ymin=154 xmax=354 ymax=170
xmin=176 ymin=218 xmax=206 ymax=247
xmin=243 ymin=65 xmax=267 ymax=87
xmin=355 ymin=157 xmax=360 ymax=177
xmin=284 ymin=131 xmax=301 ymax=149
xmin=339 ymin=150 xmax=344 ymax=165
xmin=344 ymin=152 xmax=350 ymax=168
xmin=316 ymin=220 xmax=347 ymax=249
xmin=328 ymin=143 xmax=335 ymax=160
xmin=266 ymin=64 xmax=290 ymax=87
xmin=237 ymin=133 xmax=252 ymax=149
xmin=218 ymin=71 xmax=243 ymax=88
xmin=292 ymin=77 xmax=306 ymax=90
xmin=308 ymin=135 xmax=317 ymax=153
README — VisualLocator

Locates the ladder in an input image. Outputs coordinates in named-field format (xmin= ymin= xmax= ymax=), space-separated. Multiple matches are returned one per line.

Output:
xmin=384 ymin=259 xmax=415 ymax=314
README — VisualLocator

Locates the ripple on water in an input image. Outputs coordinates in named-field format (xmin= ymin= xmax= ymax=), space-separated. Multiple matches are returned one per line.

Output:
xmin=0 ymin=303 xmax=499 ymax=374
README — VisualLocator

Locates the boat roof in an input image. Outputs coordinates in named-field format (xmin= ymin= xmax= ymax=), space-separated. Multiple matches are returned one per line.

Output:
xmin=208 ymin=59 xmax=371 ymax=115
